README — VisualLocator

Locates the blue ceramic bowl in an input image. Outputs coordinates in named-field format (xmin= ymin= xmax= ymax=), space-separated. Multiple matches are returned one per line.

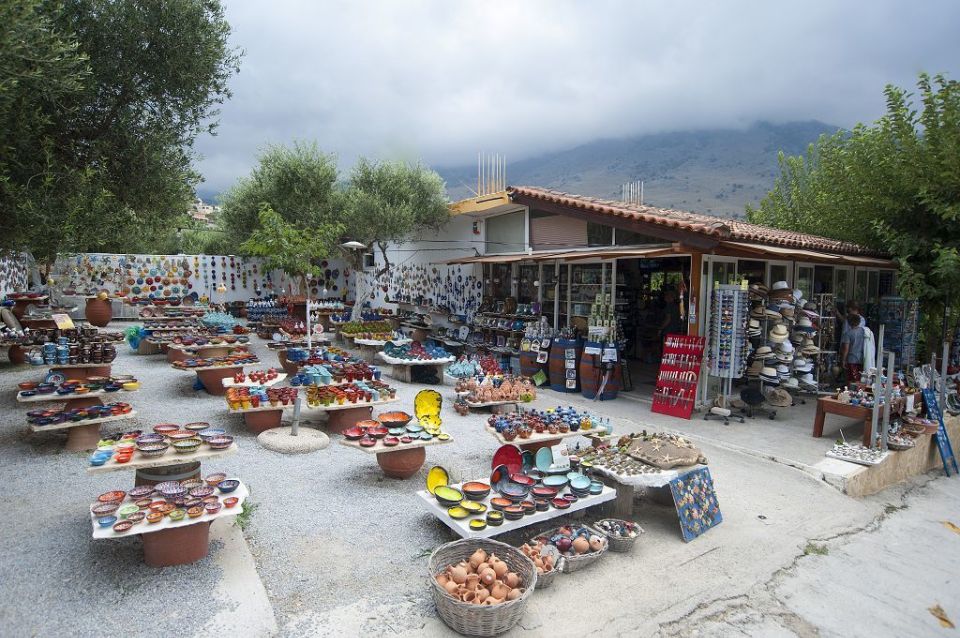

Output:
xmin=89 ymin=457 xmax=108 ymax=466
xmin=19 ymin=390 xmax=37 ymax=397
xmin=97 ymin=516 xmax=117 ymax=528
xmin=217 ymin=479 xmax=240 ymax=493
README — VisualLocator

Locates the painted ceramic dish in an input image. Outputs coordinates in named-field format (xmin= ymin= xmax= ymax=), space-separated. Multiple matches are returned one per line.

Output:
xmin=491 ymin=444 xmax=523 ymax=475
xmin=551 ymin=497 xmax=571 ymax=509
xmin=469 ymin=519 xmax=487 ymax=531
xmin=91 ymin=502 xmax=120 ymax=517
xmin=117 ymin=504 xmax=140 ymax=518
xmin=153 ymin=424 xmax=179 ymax=436
xmin=569 ymin=474 xmax=591 ymax=490
xmin=498 ymin=483 xmax=530 ymax=502
xmin=461 ymin=481 xmax=491 ymax=500
xmin=447 ymin=505 xmax=471 ymax=520
xmin=502 ymin=505 xmax=525 ymax=520
xmin=532 ymin=486 xmax=559 ymax=499
xmin=359 ymin=437 xmax=376 ymax=448
xmin=535 ymin=447 xmax=553 ymax=472
xmin=414 ymin=388 xmax=443 ymax=420
xmin=489 ymin=464 xmax=509 ymax=491
xmin=128 ymin=485 xmax=155 ymax=500
xmin=486 ymin=511 xmax=504 ymax=526
xmin=437 ymin=433 xmax=451 ymax=441
xmin=434 ymin=486 xmax=464 ymax=507
xmin=168 ymin=509 xmax=186 ymax=521
xmin=490 ymin=497 xmax=512 ymax=511
xmin=509 ymin=473 xmax=535 ymax=487
xmin=97 ymin=516 xmax=117 ymax=528
xmin=460 ymin=500 xmax=487 ymax=514
xmin=521 ymin=449 xmax=535 ymax=473
xmin=425 ymin=467 xmax=449 ymax=495
xmin=356 ymin=419 xmax=380 ymax=430
xmin=542 ymin=475 xmax=569 ymax=488
xmin=378 ymin=411 xmax=412 ymax=427
xmin=223 ymin=497 xmax=239 ymax=508
xmin=343 ymin=426 xmax=365 ymax=440
xmin=97 ymin=490 xmax=126 ymax=504
xmin=405 ymin=424 xmax=423 ymax=434
xmin=217 ymin=479 xmax=240 ymax=493
xmin=184 ymin=422 xmax=210 ymax=432
xmin=113 ymin=520 xmax=134 ymax=533
xmin=387 ymin=427 xmax=405 ymax=436
xmin=382 ymin=436 xmax=399 ymax=447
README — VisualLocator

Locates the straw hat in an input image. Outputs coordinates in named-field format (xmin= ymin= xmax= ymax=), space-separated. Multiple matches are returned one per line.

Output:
xmin=769 ymin=324 xmax=789 ymax=342
xmin=749 ymin=283 xmax=769 ymax=299
xmin=755 ymin=345 xmax=772 ymax=356
xmin=766 ymin=387 xmax=793 ymax=407
xmin=777 ymin=363 xmax=791 ymax=379
xmin=782 ymin=376 xmax=799 ymax=389
xmin=746 ymin=360 xmax=763 ymax=377
xmin=759 ymin=366 xmax=780 ymax=383
xmin=771 ymin=280 xmax=790 ymax=291
xmin=793 ymin=357 xmax=813 ymax=372
xmin=779 ymin=339 xmax=794 ymax=353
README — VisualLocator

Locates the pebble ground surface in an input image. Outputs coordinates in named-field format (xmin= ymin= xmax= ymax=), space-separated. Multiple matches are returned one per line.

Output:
xmin=0 ymin=325 xmax=952 ymax=637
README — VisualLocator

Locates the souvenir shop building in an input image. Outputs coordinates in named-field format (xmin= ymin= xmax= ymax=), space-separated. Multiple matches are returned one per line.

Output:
xmin=442 ymin=186 xmax=901 ymax=395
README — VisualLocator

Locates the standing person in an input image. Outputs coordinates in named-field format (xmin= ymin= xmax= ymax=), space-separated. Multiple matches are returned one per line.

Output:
xmin=841 ymin=313 xmax=866 ymax=382
xmin=660 ymin=288 xmax=684 ymax=338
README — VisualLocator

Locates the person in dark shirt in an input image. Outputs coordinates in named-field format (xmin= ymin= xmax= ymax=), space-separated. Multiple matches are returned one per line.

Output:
xmin=841 ymin=313 xmax=865 ymax=383
xmin=660 ymin=289 xmax=684 ymax=338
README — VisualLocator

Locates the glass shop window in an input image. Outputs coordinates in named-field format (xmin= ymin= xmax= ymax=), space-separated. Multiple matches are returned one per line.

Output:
xmin=586 ymin=223 xmax=613 ymax=247
xmin=485 ymin=263 xmax=513 ymax=299
xmin=737 ymin=260 xmax=766 ymax=285
xmin=517 ymin=265 xmax=539 ymax=303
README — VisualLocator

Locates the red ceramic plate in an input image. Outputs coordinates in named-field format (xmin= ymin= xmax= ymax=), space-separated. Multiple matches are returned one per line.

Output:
xmin=509 ymin=473 xmax=535 ymax=487
xmin=383 ymin=436 xmax=399 ymax=447
xmin=359 ymin=437 xmax=377 ymax=448
xmin=399 ymin=436 xmax=413 ymax=443
xmin=491 ymin=444 xmax=523 ymax=475
xmin=343 ymin=427 xmax=364 ymax=440
xmin=551 ymin=498 xmax=571 ymax=509
xmin=532 ymin=486 xmax=559 ymax=499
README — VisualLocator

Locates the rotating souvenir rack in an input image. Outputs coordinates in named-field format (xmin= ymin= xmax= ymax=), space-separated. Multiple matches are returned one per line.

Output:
xmin=706 ymin=284 xmax=749 ymax=411
xmin=652 ymin=334 xmax=706 ymax=419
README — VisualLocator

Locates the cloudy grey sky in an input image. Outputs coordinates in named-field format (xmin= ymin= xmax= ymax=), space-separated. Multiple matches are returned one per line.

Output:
xmin=195 ymin=0 xmax=960 ymax=195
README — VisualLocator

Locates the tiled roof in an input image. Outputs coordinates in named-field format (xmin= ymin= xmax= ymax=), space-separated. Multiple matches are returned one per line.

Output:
xmin=508 ymin=186 xmax=884 ymax=257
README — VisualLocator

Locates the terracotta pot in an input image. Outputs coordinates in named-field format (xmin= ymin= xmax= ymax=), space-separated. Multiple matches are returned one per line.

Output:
xmin=85 ymin=298 xmax=112 ymax=327
xmin=376 ymin=446 xmax=426 ymax=479
xmin=8 ymin=345 xmax=25 ymax=365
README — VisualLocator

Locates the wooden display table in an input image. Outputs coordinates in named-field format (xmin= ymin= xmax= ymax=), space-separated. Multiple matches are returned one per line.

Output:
xmin=20 ymin=317 xmax=58 ymax=330
xmin=813 ymin=397 xmax=873 ymax=447
xmin=227 ymin=395 xmax=398 ymax=434
xmin=30 ymin=410 xmax=138 ymax=451
xmin=339 ymin=435 xmax=453 ymax=479
xmin=175 ymin=362 xmax=255 ymax=396
xmin=376 ymin=352 xmax=453 ymax=385
xmin=18 ymin=388 xmax=137 ymax=410
xmin=416 ymin=479 xmax=615 ymax=539
xmin=86 ymin=443 xmax=237 ymax=476
xmin=49 ymin=362 xmax=113 ymax=381
xmin=484 ymin=425 xmax=582 ymax=452
xmin=90 ymin=482 xmax=248 ymax=567
xmin=221 ymin=373 xmax=286 ymax=389
xmin=167 ymin=342 xmax=246 ymax=362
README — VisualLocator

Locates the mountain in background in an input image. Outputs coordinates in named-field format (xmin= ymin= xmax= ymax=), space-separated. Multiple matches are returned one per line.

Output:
xmin=436 ymin=121 xmax=839 ymax=218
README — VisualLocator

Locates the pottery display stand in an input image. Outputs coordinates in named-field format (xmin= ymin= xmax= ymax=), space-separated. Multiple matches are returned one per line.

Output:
xmin=11 ymin=296 xmax=48 ymax=319
xmin=177 ymin=364 xmax=252 ymax=396
xmin=18 ymin=388 xmax=137 ymax=410
xmin=302 ymin=396 xmax=400 ymax=434
xmin=589 ymin=464 xmax=707 ymax=518
xmin=86 ymin=445 xmax=236 ymax=479
xmin=376 ymin=353 xmax=454 ymax=385
xmin=352 ymin=338 xmax=412 ymax=363
xmin=464 ymin=399 xmax=518 ymax=415
xmin=221 ymin=373 xmax=286 ymax=389
xmin=49 ymin=362 xmax=113 ymax=381
xmin=228 ymin=405 xmax=287 ymax=434
xmin=30 ymin=410 xmax=138 ymax=451
xmin=20 ymin=317 xmax=58 ymax=330
xmin=484 ymin=426 xmax=581 ymax=452
xmin=339 ymin=435 xmax=453 ymax=479
xmin=90 ymin=483 xmax=248 ymax=568
xmin=84 ymin=297 xmax=113 ymax=327
xmin=813 ymin=397 xmax=873 ymax=447
xmin=277 ymin=350 xmax=300 ymax=375
xmin=416 ymin=479 xmax=616 ymax=539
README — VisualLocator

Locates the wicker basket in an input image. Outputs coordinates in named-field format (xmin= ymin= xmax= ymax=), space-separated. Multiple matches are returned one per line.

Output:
xmin=593 ymin=518 xmax=644 ymax=552
xmin=529 ymin=526 xmax=608 ymax=573
xmin=428 ymin=538 xmax=537 ymax=637
xmin=522 ymin=544 xmax=562 ymax=590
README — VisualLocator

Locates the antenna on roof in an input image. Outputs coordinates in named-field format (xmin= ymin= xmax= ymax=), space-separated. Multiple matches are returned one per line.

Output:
xmin=621 ymin=180 xmax=644 ymax=206
xmin=477 ymin=152 xmax=507 ymax=196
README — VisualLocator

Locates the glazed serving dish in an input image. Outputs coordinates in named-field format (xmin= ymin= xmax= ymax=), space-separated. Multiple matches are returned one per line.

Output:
xmin=426 ymin=466 xmax=449 ymax=495
xmin=461 ymin=481 xmax=491 ymax=501
xmin=377 ymin=411 xmax=412 ymax=427
xmin=434 ymin=486 xmax=464 ymax=508
xmin=217 ymin=479 xmax=240 ymax=493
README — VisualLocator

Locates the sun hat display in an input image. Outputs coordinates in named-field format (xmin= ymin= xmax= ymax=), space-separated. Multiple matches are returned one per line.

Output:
xmin=749 ymin=283 xmax=768 ymax=299
xmin=746 ymin=360 xmax=763 ymax=376
xmin=779 ymin=305 xmax=795 ymax=318
xmin=776 ymin=363 xmax=790 ymax=379
xmin=795 ymin=316 xmax=816 ymax=331
xmin=798 ymin=372 xmax=817 ymax=389
xmin=755 ymin=345 xmax=772 ymax=357
xmin=779 ymin=339 xmax=794 ymax=353
xmin=768 ymin=324 xmax=789 ymax=342
xmin=793 ymin=357 xmax=813 ymax=372
xmin=782 ymin=376 xmax=799 ymax=389
xmin=766 ymin=387 xmax=793 ymax=407
xmin=771 ymin=280 xmax=790 ymax=291
xmin=759 ymin=366 xmax=780 ymax=384
xmin=801 ymin=338 xmax=820 ymax=355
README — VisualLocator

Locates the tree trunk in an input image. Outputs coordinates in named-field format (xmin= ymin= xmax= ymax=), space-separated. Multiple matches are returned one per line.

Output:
xmin=351 ymin=270 xmax=368 ymax=321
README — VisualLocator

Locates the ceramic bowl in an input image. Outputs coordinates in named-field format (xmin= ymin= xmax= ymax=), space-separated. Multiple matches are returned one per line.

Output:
xmin=534 ymin=499 xmax=550 ymax=512
xmin=184 ymin=497 xmax=203 ymax=510
xmin=502 ymin=505 xmax=525 ymax=520
xmin=399 ymin=435 xmax=413 ymax=444
xmin=89 ymin=456 xmax=108 ymax=466
xmin=434 ymin=486 xmax=465 ymax=508
xmin=198 ymin=428 xmax=226 ymax=442
xmin=358 ymin=436 xmax=377 ymax=448
xmin=187 ymin=506 xmax=204 ymax=518
xmin=206 ymin=435 xmax=234 ymax=450
xmin=168 ymin=508 xmax=186 ymax=521
xmin=135 ymin=433 xmax=165 ymax=446
xmin=97 ymin=490 xmax=126 ymax=504
xmin=20 ymin=390 xmax=38 ymax=397
xmin=137 ymin=442 xmax=169 ymax=457
xmin=205 ymin=472 xmax=227 ymax=486
xmin=128 ymin=485 xmax=155 ymax=500
xmin=223 ymin=497 xmax=239 ymax=508
xmin=122 ymin=382 xmax=140 ymax=391
xmin=147 ymin=511 xmax=163 ymax=524
xmin=18 ymin=382 xmax=38 ymax=391
xmin=532 ymin=486 xmax=559 ymax=499
xmin=217 ymin=479 xmax=240 ymax=494
xmin=189 ymin=485 xmax=215 ymax=499
xmin=387 ymin=427 xmax=406 ymax=436
xmin=158 ymin=484 xmax=187 ymax=501
xmin=342 ymin=426 xmax=365 ymax=440
xmin=172 ymin=438 xmax=202 ymax=454
xmin=378 ymin=411 xmax=412 ymax=427
xmin=134 ymin=497 xmax=153 ymax=509
xmin=486 ymin=510 xmax=504 ymax=524
xmin=113 ymin=520 xmax=134 ymax=533
xmin=469 ymin=519 xmax=488 ymax=531
xmin=498 ymin=483 xmax=530 ymax=502
xmin=180 ymin=478 xmax=204 ymax=491
xmin=184 ymin=422 xmax=210 ymax=432
xmin=368 ymin=426 xmax=389 ymax=439
xmin=153 ymin=423 xmax=179 ymax=436
xmin=447 ymin=505 xmax=471 ymax=520
xmin=519 ymin=500 xmax=536 ymax=514
xmin=126 ymin=511 xmax=146 ymax=524
xmin=168 ymin=430 xmax=197 ymax=442
xmin=91 ymin=502 xmax=120 ymax=517
xmin=205 ymin=501 xmax=223 ymax=514
xmin=551 ymin=497 xmax=571 ymax=509
xmin=117 ymin=503 xmax=140 ymax=519
xmin=356 ymin=419 xmax=380 ymax=430
xmin=461 ymin=481 xmax=491 ymax=501
xmin=490 ymin=497 xmax=512 ymax=511
xmin=460 ymin=500 xmax=487 ymax=514
xmin=382 ymin=436 xmax=399 ymax=447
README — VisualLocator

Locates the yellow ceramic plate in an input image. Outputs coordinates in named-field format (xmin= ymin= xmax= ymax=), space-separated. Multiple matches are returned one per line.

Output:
xmin=447 ymin=506 xmax=471 ymax=520
xmin=437 ymin=433 xmax=451 ymax=441
xmin=426 ymin=466 xmax=449 ymax=495
xmin=460 ymin=500 xmax=487 ymax=514
xmin=434 ymin=486 xmax=464 ymax=502
xmin=469 ymin=519 xmax=487 ymax=530
xmin=414 ymin=389 xmax=443 ymax=421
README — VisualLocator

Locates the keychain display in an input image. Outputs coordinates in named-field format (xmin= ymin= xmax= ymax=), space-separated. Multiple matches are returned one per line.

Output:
xmin=652 ymin=334 xmax=706 ymax=419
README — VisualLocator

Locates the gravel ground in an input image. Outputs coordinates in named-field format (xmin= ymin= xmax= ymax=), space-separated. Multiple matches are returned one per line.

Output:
xmin=0 ymin=326 xmax=922 ymax=637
